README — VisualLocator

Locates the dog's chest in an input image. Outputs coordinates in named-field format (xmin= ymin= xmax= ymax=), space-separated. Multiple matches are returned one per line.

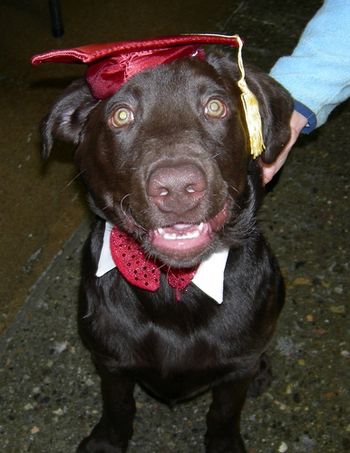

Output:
xmin=134 ymin=320 xmax=218 ymax=372
xmin=90 ymin=252 xmax=265 ymax=376
xmin=120 ymin=309 xmax=242 ymax=400
xmin=100 ymin=289 xmax=249 ymax=378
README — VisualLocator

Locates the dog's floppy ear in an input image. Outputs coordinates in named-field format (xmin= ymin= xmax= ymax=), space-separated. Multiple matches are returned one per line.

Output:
xmin=207 ymin=53 xmax=293 ymax=164
xmin=244 ymin=67 xmax=293 ymax=163
xmin=40 ymin=79 xmax=99 ymax=159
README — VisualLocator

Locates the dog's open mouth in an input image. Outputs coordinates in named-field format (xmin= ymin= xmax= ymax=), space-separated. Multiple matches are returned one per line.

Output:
xmin=149 ymin=204 xmax=228 ymax=258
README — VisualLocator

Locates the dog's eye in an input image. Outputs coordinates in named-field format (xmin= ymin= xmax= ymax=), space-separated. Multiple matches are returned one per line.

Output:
xmin=111 ymin=107 xmax=134 ymax=128
xmin=204 ymin=99 xmax=227 ymax=119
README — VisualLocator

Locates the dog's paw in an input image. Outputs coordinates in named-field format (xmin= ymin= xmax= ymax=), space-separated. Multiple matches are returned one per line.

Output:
xmin=77 ymin=434 xmax=124 ymax=453
xmin=247 ymin=353 xmax=273 ymax=398
xmin=205 ymin=435 xmax=247 ymax=453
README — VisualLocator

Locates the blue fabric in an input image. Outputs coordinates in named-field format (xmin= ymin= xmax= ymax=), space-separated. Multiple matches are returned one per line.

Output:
xmin=293 ymin=100 xmax=317 ymax=134
xmin=270 ymin=0 xmax=350 ymax=132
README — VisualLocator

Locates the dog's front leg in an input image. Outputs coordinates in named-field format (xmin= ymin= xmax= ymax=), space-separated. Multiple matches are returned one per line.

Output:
xmin=205 ymin=378 xmax=250 ymax=453
xmin=77 ymin=369 xmax=136 ymax=453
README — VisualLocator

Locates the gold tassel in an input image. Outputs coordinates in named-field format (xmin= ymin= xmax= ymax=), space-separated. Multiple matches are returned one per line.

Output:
xmin=181 ymin=33 xmax=265 ymax=158
xmin=235 ymin=35 xmax=265 ymax=159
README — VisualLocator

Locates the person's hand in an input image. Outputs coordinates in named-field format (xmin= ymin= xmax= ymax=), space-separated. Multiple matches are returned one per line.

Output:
xmin=261 ymin=110 xmax=308 ymax=184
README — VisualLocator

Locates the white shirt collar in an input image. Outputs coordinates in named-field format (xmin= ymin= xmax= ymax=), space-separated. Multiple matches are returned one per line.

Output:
xmin=96 ymin=221 xmax=229 ymax=304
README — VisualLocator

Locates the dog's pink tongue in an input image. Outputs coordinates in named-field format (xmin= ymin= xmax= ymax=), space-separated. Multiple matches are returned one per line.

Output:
xmin=150 ymin=223 xmax=212 ymax=254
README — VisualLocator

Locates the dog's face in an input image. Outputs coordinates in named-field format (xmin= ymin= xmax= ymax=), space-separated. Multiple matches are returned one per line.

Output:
xmin=41 ymin=53 xmax=292 ymax=267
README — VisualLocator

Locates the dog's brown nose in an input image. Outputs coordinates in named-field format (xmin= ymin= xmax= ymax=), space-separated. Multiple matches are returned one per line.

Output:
xmin=147 ymin=163 xmax=207 ymax=214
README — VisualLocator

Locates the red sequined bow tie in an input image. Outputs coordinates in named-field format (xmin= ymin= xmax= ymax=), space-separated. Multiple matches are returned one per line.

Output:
xmin=110 ymin=226 xmax=197 ymax=300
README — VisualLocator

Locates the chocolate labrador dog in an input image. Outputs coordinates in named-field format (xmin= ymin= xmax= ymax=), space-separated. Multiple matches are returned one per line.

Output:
xmin=40 ymin=48 xmax=292 ymax=452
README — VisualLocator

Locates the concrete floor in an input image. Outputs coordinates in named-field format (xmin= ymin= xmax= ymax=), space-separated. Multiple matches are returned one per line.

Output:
xmin=1 ymin=0 xmax=349 ymax=452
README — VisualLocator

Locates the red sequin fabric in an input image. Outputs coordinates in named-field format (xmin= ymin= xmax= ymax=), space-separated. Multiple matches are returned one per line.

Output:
xmin=110 ymin=226 xmax=197 ymax=299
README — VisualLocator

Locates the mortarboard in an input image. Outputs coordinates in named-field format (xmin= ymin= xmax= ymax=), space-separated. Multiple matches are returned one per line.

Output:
xmin=31 ymin=33 xmax=265 ymax=158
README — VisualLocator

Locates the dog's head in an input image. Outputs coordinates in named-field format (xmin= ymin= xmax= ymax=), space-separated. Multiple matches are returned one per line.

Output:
xmin=41 ymin=52 xmax=292 ymax=267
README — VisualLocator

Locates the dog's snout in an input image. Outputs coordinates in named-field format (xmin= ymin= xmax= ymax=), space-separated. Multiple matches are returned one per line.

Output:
xmin=147 ymin=163 xmax=207 ymax=214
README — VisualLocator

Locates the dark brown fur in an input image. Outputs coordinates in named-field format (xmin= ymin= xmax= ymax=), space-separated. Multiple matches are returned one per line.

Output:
xmin=41 ymin=51 xmax=293 ymax=452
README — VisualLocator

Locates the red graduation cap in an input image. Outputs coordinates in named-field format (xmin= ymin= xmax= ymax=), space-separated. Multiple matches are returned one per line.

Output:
xmin=31 ymin=34 xmax=241 ymax=99
xmin=31 ymin=34 xmax=265 ymax=158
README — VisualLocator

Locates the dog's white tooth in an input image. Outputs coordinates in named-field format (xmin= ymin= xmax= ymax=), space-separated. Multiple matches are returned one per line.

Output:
xmin=192 ymin=230 xmax=200 ymax=238
xmin=160 ymin=225 xmax=203 ymax=241
xmin=164 ymin=232 xmax=177 ymax=240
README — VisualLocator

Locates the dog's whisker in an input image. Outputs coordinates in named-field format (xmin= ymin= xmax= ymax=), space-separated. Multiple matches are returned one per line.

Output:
xmin=133 ymin=218 xmax=148 ymax=233
xmin=118 ymin=196 xmax=149 ymax=234
xmin=60 ymin=169 xmax=86 ymax=192
xmin=120 ymin=194 xmax=131 ymax=217
xmin=229 ymin=184 xmax=239 ymax=194
xmin=157 ymin=261 xmax=169 ymax=271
